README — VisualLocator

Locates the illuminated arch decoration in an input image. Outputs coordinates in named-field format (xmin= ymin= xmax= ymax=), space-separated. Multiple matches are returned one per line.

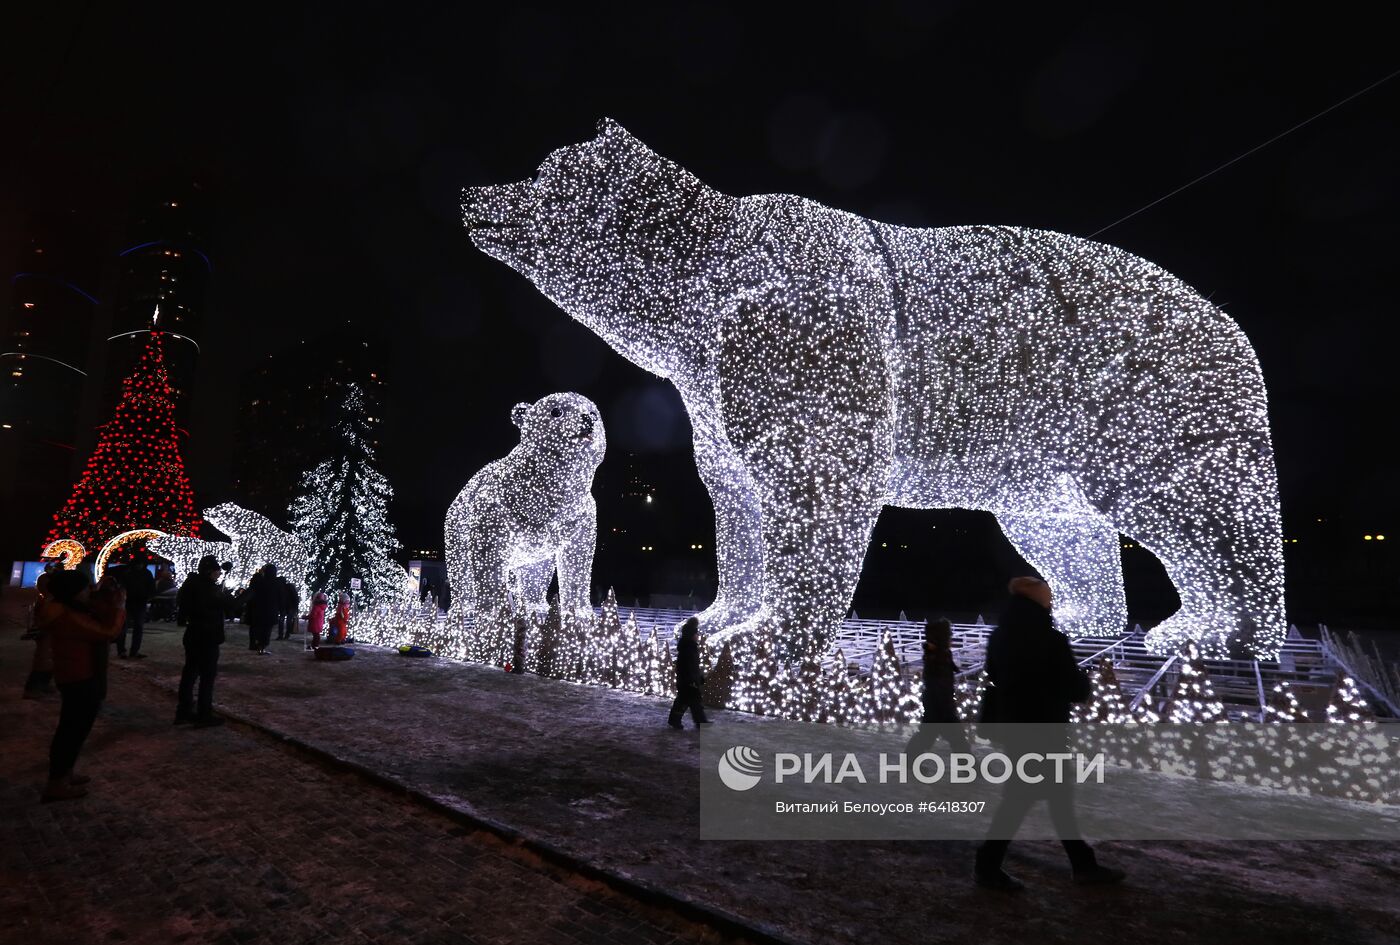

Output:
xmin=444 ymin=393 xmax=603 ymax=652
xmin=460 ymin=119 xmax=1286 ymax=660
xmin=40 ymin=539 xmax=87 ymax=570
xmin=94 ymin=529 xmax=167 ymax=581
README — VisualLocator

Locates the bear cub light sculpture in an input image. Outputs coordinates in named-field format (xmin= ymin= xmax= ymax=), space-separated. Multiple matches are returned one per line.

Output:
xmin=445 ymin=393 xmax=604 ymax=628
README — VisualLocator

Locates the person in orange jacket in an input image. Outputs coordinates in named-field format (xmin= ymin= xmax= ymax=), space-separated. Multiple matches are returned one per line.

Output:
xmin=305 ymin=591 xmax=328 ymax=650
xmin=326 ymin=592 xmax=352 ymax=645
xmin=38 ymin=568 xmax=125 ymax=802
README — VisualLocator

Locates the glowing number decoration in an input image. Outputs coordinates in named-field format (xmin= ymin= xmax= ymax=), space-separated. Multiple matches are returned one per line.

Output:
xmin=40 ymin=539 xmax=87 ymax=569
xmin=94 ymin=529 xmax=167 ymax=581
xmin=461 ymin=118 xmax=1286 ymax=659
xmin=444 ymin=393 xmax=604 ymax=646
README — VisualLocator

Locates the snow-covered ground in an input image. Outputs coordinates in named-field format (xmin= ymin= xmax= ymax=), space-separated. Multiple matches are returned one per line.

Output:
xmin=98 ymin=614 xmax=1400 ymax=945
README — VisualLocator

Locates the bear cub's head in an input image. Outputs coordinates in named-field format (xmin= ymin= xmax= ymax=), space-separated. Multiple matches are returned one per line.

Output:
xmin=511 ymin=393 xmax=606 ymax=471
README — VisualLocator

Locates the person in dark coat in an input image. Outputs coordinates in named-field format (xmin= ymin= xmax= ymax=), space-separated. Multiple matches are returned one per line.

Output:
xmin=175 ymin=555 xmax=230 ymax=727
xmin=23 ymin=563 xmax=60 ymax=698
xmin=667 ymin=617 xmax=710 ymax=729
xmin=38 ymin=569 xmax=126 ymax=801
xmin=276 ymin=575 xmax=300 ymax=641
xmin=244 ymin=564 xmax=281 ymax=653
xmin=974 ymin=576 xmax=1124 ymax=891
xmin=906 ymin=617 xmax=970 ymax=755
xmin=115 ymin=557 xmax=156 ymax=659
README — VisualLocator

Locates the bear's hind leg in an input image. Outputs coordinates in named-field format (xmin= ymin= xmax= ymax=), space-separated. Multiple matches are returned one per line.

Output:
xmin=994 ymin=482 xmax=1128 ymax=639
xmin=1091 ymin=457 xmax=1285 ymax=659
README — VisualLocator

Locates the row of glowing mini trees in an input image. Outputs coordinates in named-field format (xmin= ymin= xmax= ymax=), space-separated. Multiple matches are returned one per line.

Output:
xmin=358 ymin=594 xmax=1372 ymax=728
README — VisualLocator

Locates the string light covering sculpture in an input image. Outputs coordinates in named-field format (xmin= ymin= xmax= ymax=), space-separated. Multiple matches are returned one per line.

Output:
xmin=149 ymin=503 xmax=309 ymax=599
xmin=148 ymin=534 xmax=234 ymax=586
xmin=45 ymin=324 xmax=200 ymax=553
xmin=444 ymin=393 xmax=603 ymax=649
xmin=289 ymin=384 xmax=405 ymax=606
xmin=461 ymin=119 xmax=1286 ymax=660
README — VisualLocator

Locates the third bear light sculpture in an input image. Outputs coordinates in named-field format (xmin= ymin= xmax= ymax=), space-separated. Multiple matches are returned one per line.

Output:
xmin=461 ymin=119 xmax=1285 ymax=660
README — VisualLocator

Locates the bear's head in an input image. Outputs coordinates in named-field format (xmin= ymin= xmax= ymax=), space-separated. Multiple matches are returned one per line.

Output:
xmin=511 ymin=392 xmax=606 ymax=472
xmin=462 ymin=119 xmax=726 ymax=360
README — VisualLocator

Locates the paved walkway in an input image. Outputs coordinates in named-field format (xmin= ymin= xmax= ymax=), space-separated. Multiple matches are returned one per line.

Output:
xmin=0 ymin=595 xmax=751 ymax=945
xmin=5 ymin=592 xmax=1400 ymax=945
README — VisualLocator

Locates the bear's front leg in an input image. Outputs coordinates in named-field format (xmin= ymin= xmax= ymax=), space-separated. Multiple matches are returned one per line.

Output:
xmin=464 ymin=528 xmax=511 ymax=620
xmin=686 ymin=417 xmax=765 ymax=634
xmin=555 ymin=496 xmax=598 ymax=623
xmin=714 ymin=288 xmax=895 ymax=662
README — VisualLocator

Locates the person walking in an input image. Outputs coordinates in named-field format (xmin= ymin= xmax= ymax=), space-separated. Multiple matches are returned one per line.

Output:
xmin=667 ymin=617 xmax=709 ymax=729
xmin=175 ymin=555 xmax=229 ymax=727
xmin=245 ymin=564 xmax=281 ymax=653
xmin=276 ymin=575 xmax=300 ymax=641
xmin=39 ymin=569 xmax=126 ymax=802
xmin=906 ymin=617 xmax=970 ymax=755
xmin=115 ymin=557 xmax=156 ymax=659
xmin=306 ymin=591 xmax=328 ymax=650
xmin=974 ymin=576 xmax=1125 ymax=891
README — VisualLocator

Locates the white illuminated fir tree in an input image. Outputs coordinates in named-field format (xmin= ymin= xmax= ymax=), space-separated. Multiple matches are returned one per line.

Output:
xmin=1165 ymin=643 xmax=1225 ymax=723
xmin=1325 ymin=675 xmax=1372 ymax=723
xmin=289 ymin=383 xmax=404 ymax=607
xmin=1264 ymin=680 xmax=1308 ymax=722
xmin=1076 ymin=658 xmax=1132 ymax=723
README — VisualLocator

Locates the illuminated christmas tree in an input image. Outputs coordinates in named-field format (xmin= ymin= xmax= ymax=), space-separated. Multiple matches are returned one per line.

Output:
xmin=1264 ymin=680 xmax=1309 ymax=722
xmin=1325 ymin=675 xmax=1372 ymax=723
xmin=289 ymin=383 xmax=403 ymax=606
xmin=1164 ymin=643 xmax=1226 ymax=723
xmin=45 ymin=321 xmax=200 ymax=552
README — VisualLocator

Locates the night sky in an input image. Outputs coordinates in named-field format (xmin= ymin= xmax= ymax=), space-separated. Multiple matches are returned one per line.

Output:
xmin=4 ymin=4 xmax=1397 ymax=619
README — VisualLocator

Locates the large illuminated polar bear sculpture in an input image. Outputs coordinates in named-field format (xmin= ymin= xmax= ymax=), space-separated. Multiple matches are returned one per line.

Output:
xmin=445 ymin=393 xmax=604 ymax=625
xmin=150 ymin=503 xmax=310 ymax=601
xmin=460 ymin=120 xmax=1285 ymax=659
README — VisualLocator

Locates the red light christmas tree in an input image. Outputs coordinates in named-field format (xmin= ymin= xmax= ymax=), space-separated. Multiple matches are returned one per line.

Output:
xmin=45 ymin=321 xmax=200 ymax=552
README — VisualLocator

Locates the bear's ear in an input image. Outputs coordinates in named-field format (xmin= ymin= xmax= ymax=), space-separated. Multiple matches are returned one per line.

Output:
xmin=510 ymin=402 xmax=530 ymax=429
xmin=595 ymin=117 xmax=624 ymax=138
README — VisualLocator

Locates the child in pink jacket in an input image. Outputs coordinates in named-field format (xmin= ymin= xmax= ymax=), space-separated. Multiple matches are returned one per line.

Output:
xmin=305 ymin=592 xmax=328 ymax=650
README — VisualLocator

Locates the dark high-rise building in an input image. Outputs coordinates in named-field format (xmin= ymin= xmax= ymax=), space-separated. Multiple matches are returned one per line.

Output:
xmin=0 ymin=209 xmax=104 ymax=559
xmin=232 ymin=321 xmax=390 ymax=522
xmin=104 ymin=184 xmax=211 ymax=429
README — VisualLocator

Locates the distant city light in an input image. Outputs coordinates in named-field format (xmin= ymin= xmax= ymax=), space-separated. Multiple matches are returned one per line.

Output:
xmin=645 ymin=494 xmax=652 ymax=503
xmin=1364 ymin=535 xmax=1373 ymax=541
